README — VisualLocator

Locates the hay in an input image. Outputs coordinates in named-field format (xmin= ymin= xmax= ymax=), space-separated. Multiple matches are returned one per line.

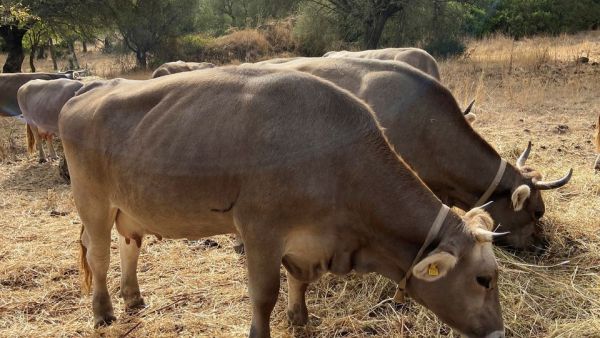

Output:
xmin=1 ymin=32 xmax=600 ymax=337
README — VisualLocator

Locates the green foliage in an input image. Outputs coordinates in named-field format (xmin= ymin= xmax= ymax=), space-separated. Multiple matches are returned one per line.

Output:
xmin=2 ymin=0 xmax=599 ymax=71
xmin=481 ymin=0 xmax=600 ymax=38
xmin=102 ymin=0 xmax=201 ymax=67
xmin=293 ymin=2 xmax=340 ymax=56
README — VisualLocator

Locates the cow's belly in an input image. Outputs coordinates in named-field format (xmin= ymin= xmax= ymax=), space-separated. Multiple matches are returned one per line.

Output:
xmin=109 ymin=170 xmax=240 ymax=240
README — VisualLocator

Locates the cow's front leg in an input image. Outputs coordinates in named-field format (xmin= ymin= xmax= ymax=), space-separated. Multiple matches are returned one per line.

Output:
xmin=286 ymin=271 xmax=309 ymax=326
xmin=118 ymin=234 xmax=145 ymax=312
xmin=245 ymin=240 xmax=281 ymax=338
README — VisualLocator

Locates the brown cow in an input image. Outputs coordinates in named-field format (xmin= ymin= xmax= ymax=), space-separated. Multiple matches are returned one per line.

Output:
xmin=324 ymin=47 xmax=441 ymax=80
xmin=36 ymin=67 xmax=507 ymax=337
xmin=17 ymin=79 xmax=84 ymax=163
xmin=0 ymin=72 xmax=73 ymax=162
xmin=250 ymin=57 xmax=572 ymax=251
xmin=151 ymin=60 xmax=215 ymax=78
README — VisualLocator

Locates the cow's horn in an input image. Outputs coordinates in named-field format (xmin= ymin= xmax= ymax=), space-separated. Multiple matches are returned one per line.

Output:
xmin=533 ymin=168 xmax=573 ymax=190
xmin=463 ymin=99 xmax=475 ymax=115
xmin=477 ymin=200 xmax=494 ymax=210
xmin=516 ymin=141 xmax=532 ymax=169
xmin=473 ymin=228 xmax=510 ymax=242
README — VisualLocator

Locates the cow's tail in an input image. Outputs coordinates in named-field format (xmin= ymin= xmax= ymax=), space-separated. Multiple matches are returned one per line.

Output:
xmin=79 ymin=224 xmax=92 ymax=294
xmin=26 ymin=124 xmax=35 ymax=154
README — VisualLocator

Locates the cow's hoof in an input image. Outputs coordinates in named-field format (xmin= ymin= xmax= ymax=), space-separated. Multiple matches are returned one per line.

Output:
xmin=94 ymin=314 xmax=116 ymax=328
xmin=124 ymin=297 xmax=146 ymax=313
xmin=287 ymin=306 xmax=309 ymax=326
xmin=233 ymin=243 xmax=245 ymax=255
xmin=38 ymin=158 xmax=47 ymax=164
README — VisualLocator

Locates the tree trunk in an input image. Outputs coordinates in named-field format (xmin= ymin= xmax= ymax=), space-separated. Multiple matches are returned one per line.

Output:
xmin=362 ymin=12 xmax=391 ymax=50
xmin=431 ymin=0 xmax=443 ymax=41
xmin=103 ymin=36 xmax=112 ymax=53
xmin=48 ymin=38 xmax=58 ymax=71
xmin=135 ymin=50 xmax=147 ymax=69
xmin=67 ymin=41 xmax=80 ymax=69
xmin=37 ymin=44 xmax=46 ymax=59
xmin=82 ymin=40 xmax=87 ymax=52
xmin=29 ymin=47 xmax=36 ymax=72
xmin=0 ymin=25 xmax=28 ymax=73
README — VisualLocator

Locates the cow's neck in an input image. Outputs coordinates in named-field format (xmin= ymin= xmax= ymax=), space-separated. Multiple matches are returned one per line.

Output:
xmin=347 ymin=150 xmax=466 ymax=281
xmin=414 ymin=108 xmax=520 ymax=210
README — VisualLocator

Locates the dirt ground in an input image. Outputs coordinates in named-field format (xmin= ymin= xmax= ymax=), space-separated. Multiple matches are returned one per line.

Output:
xmin=0 ymin=32 xmax=599 ymax=337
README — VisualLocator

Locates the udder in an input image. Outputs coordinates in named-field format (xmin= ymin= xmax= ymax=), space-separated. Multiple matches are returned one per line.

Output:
xmin=282 ymin=228 xmax=359 ymax=282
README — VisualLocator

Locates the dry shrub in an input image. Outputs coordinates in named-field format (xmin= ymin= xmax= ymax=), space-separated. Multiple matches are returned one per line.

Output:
xmin=207 ymin=29 xmax=271 ymax=64
xmin=258 ymin=18 xmax=297 ymax=53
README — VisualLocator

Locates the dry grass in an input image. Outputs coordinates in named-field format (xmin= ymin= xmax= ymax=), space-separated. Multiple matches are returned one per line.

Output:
xmin=1 ymin=31 xmax=600 ymax=337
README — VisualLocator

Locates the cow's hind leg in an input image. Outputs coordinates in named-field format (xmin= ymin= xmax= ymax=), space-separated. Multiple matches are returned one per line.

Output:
xmin=245 ymin=237 xmax=282 ymax=338
xmin=30 ymin=125 xmax=46 ymax=163
xmin=233 ymin=233 xmax=245 ymax=254
xmin=77 ymin=199 xmax=117 ymax=327
xmin=116 ymin=212 xmax=145 ymax=312
xmin=46 ymin=135 xmax=58 ymax=160
xmin=286 ymin=272 xmax=309 ymax=326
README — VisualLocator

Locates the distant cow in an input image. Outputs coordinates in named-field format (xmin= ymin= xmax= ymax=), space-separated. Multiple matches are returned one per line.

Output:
xmin=17 ymin=79 xmax=83 ymax=163
xmin=21 ymin=67 xmax=507 ymax=337
xmin=151 ymin=61 xmax=215 ymax=78
xmin=0 ymin=72 xmax=73 ymax=162
xmin=595 ymin=115 xmax=600 ymax=171
xmin=324 ymin=47 xmax=441 ymax=81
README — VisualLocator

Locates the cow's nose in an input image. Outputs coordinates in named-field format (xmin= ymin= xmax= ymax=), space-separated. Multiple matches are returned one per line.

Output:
xmin=483 ymin=330 xmax=505 ymax=338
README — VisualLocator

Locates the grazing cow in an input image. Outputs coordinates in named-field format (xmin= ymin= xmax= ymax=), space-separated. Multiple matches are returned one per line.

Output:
xmin=250 ymin=58 xmax=572 ymax=251
xmin=595 ymin=115 xmax=600 ymax=171
xmin=151 ymin=60 xmax=215 ymax=78
xmin=324 ymin=47 xmax=441 ymax=81
xmin=17 ymin=79 xmax=84 ymax=163
xmin=0 ymin=72 xmax=74 ymax=162
xmin=37 ymin=67 xmax=507 ymax=337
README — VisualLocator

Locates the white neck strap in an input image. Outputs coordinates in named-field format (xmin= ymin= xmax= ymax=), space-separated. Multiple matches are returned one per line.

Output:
xmin=474 ymin=158 xmax=507 ymax=207
xmin=393 ymin=204 xmax=450 ymax=303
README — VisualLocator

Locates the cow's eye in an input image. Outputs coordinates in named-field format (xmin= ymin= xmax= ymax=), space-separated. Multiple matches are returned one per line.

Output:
xmin=476 ymin=276 xmax=492 ymax=289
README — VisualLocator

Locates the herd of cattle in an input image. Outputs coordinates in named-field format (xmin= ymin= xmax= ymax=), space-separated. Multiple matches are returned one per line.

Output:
xmin=0 ymin=47 xmax=598 ymax=338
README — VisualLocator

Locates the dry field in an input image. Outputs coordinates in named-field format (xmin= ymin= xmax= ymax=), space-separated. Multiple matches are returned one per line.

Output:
xmin=1 ymin=31 xmax=599 ymax=337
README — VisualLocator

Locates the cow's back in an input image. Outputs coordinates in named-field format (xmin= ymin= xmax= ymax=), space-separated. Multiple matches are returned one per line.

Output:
xmin=18 ymin=79 xmax=83 ymax=135
xmin=252 ymin=57 xmax=475 ymax=187
xmin=60 ymin=67 xmax=387 ymax=237
xmin=324 ymin=48 xmax=441 ymax=80
xmin=0 ymin=73 xmax=69 ymax=117
xmin=151 ymin=61 xmax=215 ymax=78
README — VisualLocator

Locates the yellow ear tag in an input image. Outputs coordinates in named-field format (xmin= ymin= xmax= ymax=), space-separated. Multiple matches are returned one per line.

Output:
xmin=428 ymin=263 xmax=439 ymax=276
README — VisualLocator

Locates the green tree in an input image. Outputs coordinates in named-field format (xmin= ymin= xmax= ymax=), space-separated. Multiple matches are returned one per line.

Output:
xmin=103 ymin=0 xmax=200 ymax=68
xmin=0 ymin=2 xmax=36 ymax=72
xmin=312 ymin=0 xmax=409 ymax=49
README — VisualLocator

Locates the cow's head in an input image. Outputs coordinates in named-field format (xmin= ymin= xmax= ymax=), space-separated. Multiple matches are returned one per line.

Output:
xmin=407 ymin=209 xmax=504 ymax=338
xmin=487 ymin=142 xmax=571 ymax=252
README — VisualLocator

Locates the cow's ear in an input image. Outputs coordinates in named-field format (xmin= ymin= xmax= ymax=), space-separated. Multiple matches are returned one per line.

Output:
xmin=511 ymin=184 xmax=530 ymax=211
xmin=412 ymin=251 xmax=457 ymax=282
